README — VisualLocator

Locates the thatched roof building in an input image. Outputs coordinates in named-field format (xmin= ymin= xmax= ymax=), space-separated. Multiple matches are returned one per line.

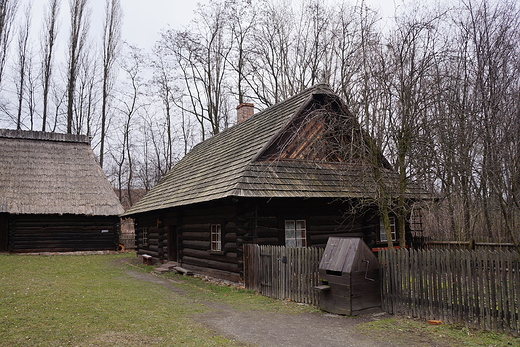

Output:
xmin=0 ymin=129 xmax=124 ymax=252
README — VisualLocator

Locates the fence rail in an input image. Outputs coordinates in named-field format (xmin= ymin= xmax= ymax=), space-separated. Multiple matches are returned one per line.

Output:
xmin=380 ymin=248 xmax=520 ymax=336
xmin=243 ymin=244 xmax=323 ymax=305
xmin=422 ymin=241 xmax=519 ymax=252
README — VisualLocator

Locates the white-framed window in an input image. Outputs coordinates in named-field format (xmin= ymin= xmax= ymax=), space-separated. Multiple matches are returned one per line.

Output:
xmin=285 ymin=220 xmax=307 ymax=248
xmin=380 ymin=217 xmax=396 ymax=242
xmin=141 ymin=227 xmax=149 ymax=247
xmin=211 ymin=224 xmax=222 ymax=251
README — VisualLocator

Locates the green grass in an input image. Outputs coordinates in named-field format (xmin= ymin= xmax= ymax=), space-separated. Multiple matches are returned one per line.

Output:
xmin=160 ymin=270 xmax=319 ymax=314
xmin=1 ymin=253 xmax=517 ymax=347
xmin=0 ymin=253 xmax=236 ymax=346
xmin=357 ymin=317 xmax=520 ymax=347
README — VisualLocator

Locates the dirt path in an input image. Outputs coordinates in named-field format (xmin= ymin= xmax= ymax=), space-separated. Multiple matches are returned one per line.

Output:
xmin=122 ymin=266 xmax=457 ymax=347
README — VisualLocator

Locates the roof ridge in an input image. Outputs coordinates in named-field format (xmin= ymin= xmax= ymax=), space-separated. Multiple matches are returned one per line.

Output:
xmin=0 ymin=129 xmax=90 ymax=144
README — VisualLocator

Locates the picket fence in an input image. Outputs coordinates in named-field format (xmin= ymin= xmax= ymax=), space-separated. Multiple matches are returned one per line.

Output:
xmin=243 ymin=244 xmax=324 ymax=305
xmin=379 ymin=248 xmax=520 ymax=336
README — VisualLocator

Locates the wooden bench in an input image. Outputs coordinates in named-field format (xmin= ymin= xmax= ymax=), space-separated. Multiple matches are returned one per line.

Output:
xmin=142 ymin=254 xmax=153 ymax=265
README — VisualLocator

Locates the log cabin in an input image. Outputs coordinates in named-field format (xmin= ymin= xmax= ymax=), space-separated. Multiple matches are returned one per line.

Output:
xmin=0 ymin=129 xmax=124 ymax=252
xmin=123 ymin=84 xmax=427 ymax=282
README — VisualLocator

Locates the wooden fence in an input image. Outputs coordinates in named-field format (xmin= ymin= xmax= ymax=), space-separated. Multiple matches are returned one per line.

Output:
xmin=379 ymin=248 xmax=520 ymax=336
xmin=119 ymin=219 xmax=136 ymax=250
xmin=423 ymin=241 xmax=519 ymax=252
xmin=243 ymin=244 xmax=323 ymax=305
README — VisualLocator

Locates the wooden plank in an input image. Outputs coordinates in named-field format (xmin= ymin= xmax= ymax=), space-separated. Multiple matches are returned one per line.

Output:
xmin=512 ymin=255 xmax=520 ymax=336
xmin=468 ymin=250 xmax=476 ymax=329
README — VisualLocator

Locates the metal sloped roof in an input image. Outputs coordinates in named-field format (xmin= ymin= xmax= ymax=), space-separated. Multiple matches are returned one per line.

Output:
xmin=124 ymin=84 xmax=427 ymax=216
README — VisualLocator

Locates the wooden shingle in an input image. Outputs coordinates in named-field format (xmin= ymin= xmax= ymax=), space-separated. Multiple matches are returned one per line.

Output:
xmin=125 ymin=84 xmax=427 ymax=216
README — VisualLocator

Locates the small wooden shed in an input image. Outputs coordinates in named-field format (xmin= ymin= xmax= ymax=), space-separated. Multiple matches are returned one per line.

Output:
xmin=316 ymin=237 xmax=380 ymax=315
xmin=0 ymin=129 xmax=124 ymax=252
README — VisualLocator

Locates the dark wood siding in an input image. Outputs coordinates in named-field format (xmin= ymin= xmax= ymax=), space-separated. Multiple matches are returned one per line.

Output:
xmin=179 ymin=204 xmax=241 ymax=282
xmin=132 ymin=197 xmax=385 ymax=282
xmin=8 ymin=214 xmax=119 ymax=252
xmin=241 ymin=198 xmax=379 ymax=249
xmin=134 ymin=211 xmax=178 ymax=260
xmin=0 ymin=214 xmax=8 ymax=252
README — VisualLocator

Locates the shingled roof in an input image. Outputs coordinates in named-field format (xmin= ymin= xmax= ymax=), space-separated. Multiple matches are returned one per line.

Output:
xmin=124 ymin=84 xmax=426 ymax=216
xmin=0 ymin=129 xmax=124 ymax=216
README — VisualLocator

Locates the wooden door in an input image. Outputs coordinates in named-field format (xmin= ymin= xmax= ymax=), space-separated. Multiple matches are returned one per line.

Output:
xmin=0 ymin=214 xmax=8 ymax=252
xmin=167 ymin=226 xmax=178 ymax=262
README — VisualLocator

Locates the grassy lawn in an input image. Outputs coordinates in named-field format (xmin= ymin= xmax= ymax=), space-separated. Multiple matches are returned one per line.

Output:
xmin=0 ymin=253 xmax=239 ymax=347
xmin=0 ymin=253 xmax=518 ymax=347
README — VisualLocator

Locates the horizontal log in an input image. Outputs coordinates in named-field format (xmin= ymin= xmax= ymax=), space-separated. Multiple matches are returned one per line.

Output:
xmin=182 ymin=256 xmax=239 ymax=273
xmin=182 ymin=240 xmax=210 ymax=250
xmin=254 ymin=228 xmax=280 ymax=237
xmin=257 ymin=237 xmax=281 ymax=245
xmin=225 ymin=221 xmax=237 ymax=229
xmin=182 ymin=232 xmax=210 ymax=240
xmin=147 ymin=244 xmax=159 ymax=251
xmin=182 ymin=212 xmax=236 ymax=225
xmin=180 ymin=224 xmax=211 ymax=233
xmin=223 ymin=243 xmax=237 ymax=252
xmin=147 ymin=238 xmax=160 ymax=246
xmin=225 ymin=233 xmax=237 ymax=242
xmin=256 ymin=216 xmax=278 ymax=228
xmin=181 ymin=205 xmax=235 ymax=217
xmin=181 ymin=248 xmax=238 ymax=264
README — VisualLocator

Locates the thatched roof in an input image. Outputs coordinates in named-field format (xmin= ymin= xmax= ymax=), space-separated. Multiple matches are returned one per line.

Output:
xmin=0 ymin=129 xmax=124 ymax=216
xmin=124 ymin=84 xmax=427 ymax=216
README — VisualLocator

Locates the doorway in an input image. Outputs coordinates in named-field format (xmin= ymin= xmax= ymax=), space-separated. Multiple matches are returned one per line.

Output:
xmin=167 ymin=226 xmax=178 ymax=262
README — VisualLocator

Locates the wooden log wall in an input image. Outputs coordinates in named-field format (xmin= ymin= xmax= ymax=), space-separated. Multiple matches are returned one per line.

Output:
xmin=134 ymin=211 xmax=177 ymax=260
xmin=9 ymin=214 xmax=119 ymax=252
xmin=179 ymin=204 xmax=242 ymax=282
xmin=248 ymin=199 xmax=380 ymax=248
xmin=132 ymin=197 xmax=383 ymax=282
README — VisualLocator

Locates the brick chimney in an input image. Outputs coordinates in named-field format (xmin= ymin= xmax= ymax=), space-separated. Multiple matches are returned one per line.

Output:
xmin=236 ymin=103 xmax=254 ymax=123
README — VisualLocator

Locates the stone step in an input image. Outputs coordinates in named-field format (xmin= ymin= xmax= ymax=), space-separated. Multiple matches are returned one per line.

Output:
xmin=153 ymin=261 xmax=179 ymax=273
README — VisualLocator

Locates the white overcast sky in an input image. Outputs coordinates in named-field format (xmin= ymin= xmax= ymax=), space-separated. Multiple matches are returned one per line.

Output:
xmin=25 ymin=0 xmax=402 ymax=54
xmin=119 ymin=0 xmax=400 ymax=49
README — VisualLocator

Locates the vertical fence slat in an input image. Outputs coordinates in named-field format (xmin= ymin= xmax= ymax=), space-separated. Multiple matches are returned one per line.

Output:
xmin=377 ymin=248 xmax=519 ymax=337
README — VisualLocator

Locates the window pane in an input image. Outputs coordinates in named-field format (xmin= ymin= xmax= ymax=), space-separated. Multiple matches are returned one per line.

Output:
xmin=285 ymin=220 xmax=295 ymax=247
xmin=296 ymin=220 xmax=306 ymax=247
xmin=380 ymin=218 xmax=396 ymax=242
xmin=211 ymin=224 xmax=222 ymax=251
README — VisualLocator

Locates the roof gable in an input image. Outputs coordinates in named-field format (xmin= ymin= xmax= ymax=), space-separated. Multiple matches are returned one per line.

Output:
xmin=256 ymin=92 xmax=367 ymax=163
xmin=0 ymin=129 xmax=124 ymax=216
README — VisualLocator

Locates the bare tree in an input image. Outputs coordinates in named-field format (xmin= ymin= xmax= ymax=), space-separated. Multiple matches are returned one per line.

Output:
xmin=40 ymin=0 xmax=59 ymax=131
xmin=99 ymin=0 xmax=122 ymax=168
xmin=66 ymin=0 xmax=90 ymax=133
xmin=151 ymin=46 xmax=176 ymax=171
xmin=160 ymin=1 xmax=232 ymax=139
xmin=112 ymin=44 xmax=147 ymax=205
xmin=73 ymin=48 xmax=97 ymax=135
xmin=227 ymin=0 xmax=259 ymax=104
xmin=0 ymin=0 xmax=18 ymax=88
xmin=14 ymin=3 xmax=31 ymax=130
xmin=246 ymin=0 xmax=294 ymax=106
